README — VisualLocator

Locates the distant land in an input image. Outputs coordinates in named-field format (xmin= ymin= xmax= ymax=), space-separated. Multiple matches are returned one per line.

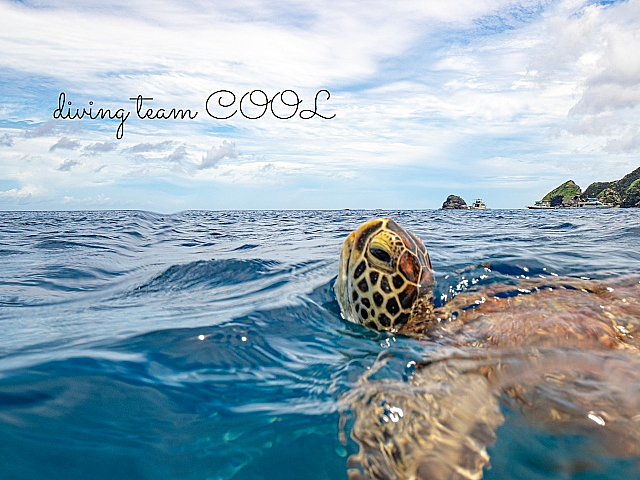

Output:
xmin=530 ymin=167 xmax=640 ymax=209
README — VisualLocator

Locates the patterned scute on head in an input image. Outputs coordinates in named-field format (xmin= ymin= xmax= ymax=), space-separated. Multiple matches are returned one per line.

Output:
xmin=335 ymin=218 xmax=435 ymax=331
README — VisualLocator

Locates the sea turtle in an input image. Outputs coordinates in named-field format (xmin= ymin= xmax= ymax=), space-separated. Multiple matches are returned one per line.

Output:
xmin=336 ymin=217 xmax=640 ymax=480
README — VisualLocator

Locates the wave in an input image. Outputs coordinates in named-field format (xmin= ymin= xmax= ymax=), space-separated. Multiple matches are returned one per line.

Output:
xmin=134 ymin=258 xmax=282 ymax=293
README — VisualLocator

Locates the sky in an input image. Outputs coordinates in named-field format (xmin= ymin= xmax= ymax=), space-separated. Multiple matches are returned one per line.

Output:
xmin=0 ymin=0 xmax=639 ymax=211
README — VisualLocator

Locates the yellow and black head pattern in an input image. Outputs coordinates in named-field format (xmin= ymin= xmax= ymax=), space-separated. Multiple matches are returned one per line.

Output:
xmin=335 ymin=218 xmax=436 ymax=331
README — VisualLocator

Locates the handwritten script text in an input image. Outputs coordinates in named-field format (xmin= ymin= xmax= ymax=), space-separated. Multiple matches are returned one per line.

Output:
xmin=52 ymin=89 xmax=335 ymax=139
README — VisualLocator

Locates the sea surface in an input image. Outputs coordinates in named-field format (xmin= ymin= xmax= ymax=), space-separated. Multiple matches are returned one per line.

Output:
xmin=1 ymin=209 xmax=640 ymax=480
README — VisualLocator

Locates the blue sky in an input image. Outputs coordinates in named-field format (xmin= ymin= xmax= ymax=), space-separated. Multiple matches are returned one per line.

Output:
xmin=0 ymin=0 xmax=639 ymax=211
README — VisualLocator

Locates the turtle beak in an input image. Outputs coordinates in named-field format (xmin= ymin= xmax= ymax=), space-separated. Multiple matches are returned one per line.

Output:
xmin=418 ymin=262 xmax=436 ymax=296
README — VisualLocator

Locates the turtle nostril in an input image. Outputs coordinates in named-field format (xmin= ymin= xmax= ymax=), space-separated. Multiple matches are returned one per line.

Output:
xmin=370 ymin=248 xmax=392 ymax=265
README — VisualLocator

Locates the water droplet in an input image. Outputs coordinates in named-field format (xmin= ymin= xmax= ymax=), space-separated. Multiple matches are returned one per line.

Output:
xmin=588 ymin=412 xmax=605 ymax=426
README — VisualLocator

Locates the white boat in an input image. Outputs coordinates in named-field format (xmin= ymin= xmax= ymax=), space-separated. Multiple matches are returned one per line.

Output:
xmin=578 ymin=198 xmax=615 ymax=209
xmin=527 ymin=197 xmax=616 ymax=209
xmin=469 ymin=199 xmax=487 ymax=210
xmin=527 ymin=201 xmax=554 ymax=209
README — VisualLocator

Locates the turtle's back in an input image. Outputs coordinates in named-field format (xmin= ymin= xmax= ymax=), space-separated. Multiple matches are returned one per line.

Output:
xmin=401 ymin=275 xmax=640 ymax=352
xmin=345 ymin=277 xmax=640 ymax=480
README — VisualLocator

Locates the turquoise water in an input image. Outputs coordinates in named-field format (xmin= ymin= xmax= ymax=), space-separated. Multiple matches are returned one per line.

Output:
xmin=1 ymin=209 xmax=639 ymax=479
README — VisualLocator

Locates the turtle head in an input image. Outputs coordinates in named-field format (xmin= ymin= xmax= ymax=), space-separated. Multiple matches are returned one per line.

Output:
xmin=335 ymin=217 xmax=436 ymax=331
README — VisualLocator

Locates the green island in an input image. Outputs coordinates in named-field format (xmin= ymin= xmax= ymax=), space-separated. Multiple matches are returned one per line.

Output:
xmin=528 ymin=167 xmax=640 ymax=209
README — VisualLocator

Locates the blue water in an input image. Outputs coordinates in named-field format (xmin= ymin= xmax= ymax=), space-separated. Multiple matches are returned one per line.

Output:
xmin=1 ymin=209 xmax=639 ymax=479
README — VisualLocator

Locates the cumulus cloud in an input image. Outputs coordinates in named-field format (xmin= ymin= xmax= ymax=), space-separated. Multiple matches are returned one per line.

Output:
xmin=126 ymin=141 xmax=174 ymax=153
xmin=56 ymin=159 xmax=81 ymax=171
xmin=23 ymin=120 xmax=57 ymax=138
xmin=166 ymin=145 xmax=188 ymax=162
xmin=199 ymin=140 xmax=237 ymax=169
xmin=0 ymin=133 xmax=14 ymax=146
xmin=83 ymin=141 xmax=118 ymax=156
xmin=569 ymin=85 xmax=640 ymax=116
xmin=604 ymin=126 xmax=640 ymax=154
xmin=49 ymin=137 xmax=81 ymax=152
xmin=516 ymin=0 xmax=640 ymax=159
xmin=0 ymin=184 xmax=44 ymax=198
xmin=566 ymin=111 xmax=617 ymax=136
xmin=62 ymin=193 xmax=110 ymax=205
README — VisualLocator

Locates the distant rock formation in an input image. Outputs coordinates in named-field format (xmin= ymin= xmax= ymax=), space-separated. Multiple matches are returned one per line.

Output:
xmin=442 ymin=195 xmax=467 ymax=209
xmin=582 ymin=167 xmax=640 ymax=208
xmin=549 ymin=195 xmax=564 ymax=207
xmin=542 ymin=180 xmax=581 ymax=207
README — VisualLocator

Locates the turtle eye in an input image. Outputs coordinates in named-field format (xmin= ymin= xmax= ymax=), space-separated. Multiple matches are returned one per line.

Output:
xmin=370 ymin=247 xmax=392 ymax=266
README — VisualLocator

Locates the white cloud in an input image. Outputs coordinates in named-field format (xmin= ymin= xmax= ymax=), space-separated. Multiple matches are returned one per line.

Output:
xmin=0 ymin=133 xmax=14 ymax=147
xmin=49 ymin=137 xmax=81 ymax=152
xmin=199 ymin=141 xmax=237 ymax=169
xmin=526 ymin=0 xmax=640 ymax=152
xmin=165 ymin=145 xmax=189 ymax=163
xmin=570 ymin=85 xmax=640 ymax=116
xmin=604 ymin=126 xmax=640 ymax=154
xmin=0 ymin=184 xmax=46 ymax=199
xmin=23 ymin=120 xmax=57 ymax=138
xmin=62 ymin=193 xmax=111 ymax=205
xmin=83 ymin=141 xmax=118 ymax=156
xmin=0 ymin=0 xmax=549 ymax=99
xmin=126 ymin=141 xmax=175 ymax=153
xmin=56 ymin=159 xmax=81 ymax=171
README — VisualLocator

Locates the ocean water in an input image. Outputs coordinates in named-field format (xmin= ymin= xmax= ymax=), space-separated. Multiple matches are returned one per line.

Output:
xmin=1 ymin=209 xmax=639 ymax=480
